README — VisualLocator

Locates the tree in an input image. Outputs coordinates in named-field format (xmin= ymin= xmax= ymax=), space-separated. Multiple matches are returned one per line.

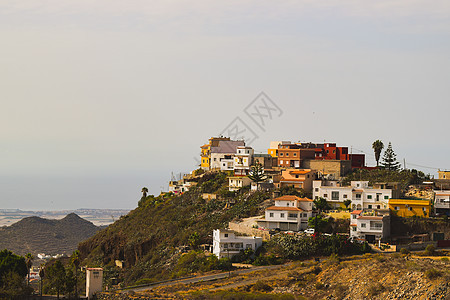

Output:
xmin=381 ymin=142 xmax=401 ymax=171
xmin=45 ymin=260 xmax=66 ymax=299
xmin=188 ymin=232 xmax=200 ymax=250
xmin=313 ymin=197 xmax=331 ymax=213
xmin=70 ymin=251 xmax=80 ymax=299
xmin=308 ymin=215 xmax=330 ymax=233
xmin=343 ymin=200 xmax=352 ymax=211
xmin=141 ymin=187 xmax=148 ymax=199
xmin=0 ymin=250 xmax=29 ymax=297
xmin=248 ymin=162 xmax=267 ymax=190
xmin=24 ymin=253 xmax=33 ymax=286
xmin=372 ymin=140 xmax=384 ymax=167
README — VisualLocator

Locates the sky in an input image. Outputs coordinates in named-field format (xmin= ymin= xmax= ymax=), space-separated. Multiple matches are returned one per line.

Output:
xmin=1 ymin=1 xmax=450 ymax=210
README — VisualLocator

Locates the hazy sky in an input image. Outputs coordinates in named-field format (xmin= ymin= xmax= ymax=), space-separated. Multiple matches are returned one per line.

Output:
xmin=1 ymin=1 xmax=450 ymax=210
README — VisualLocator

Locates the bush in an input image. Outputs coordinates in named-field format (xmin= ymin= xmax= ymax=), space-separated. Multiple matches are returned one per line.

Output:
xmin=425 ymin=244 xmax=436 ymax=256
xmin=425 ymin=268 xmax=442 ymax=279
xmin=252 ymin=280 xmax=273 ymax=292
xmin=441 ymin=257 xmax=449 ymax=262
xmin=367 ymin=283 xmax=385 ymax=296
xmin=315 ymin=282 xmax=324 ymax=290
xmin=400 ymin=248 xmax=410 ymax=255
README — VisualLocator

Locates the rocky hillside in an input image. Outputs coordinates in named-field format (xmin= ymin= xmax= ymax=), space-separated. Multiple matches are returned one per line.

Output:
xmin=78 ymin=172 xmax=271 ymax=286
xmin=99 ymin=252 xmax=450 ymax=299
xmin=0 ymin=213 xmax=100 ymax=256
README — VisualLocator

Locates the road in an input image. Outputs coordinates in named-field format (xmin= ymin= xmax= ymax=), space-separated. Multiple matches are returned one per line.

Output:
xmin=124 ymin=264 xmax=285 ymax=293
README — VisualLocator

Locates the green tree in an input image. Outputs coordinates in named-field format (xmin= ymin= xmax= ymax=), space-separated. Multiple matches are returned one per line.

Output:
xmin=0 ymin=250 xmax=29 ymax=297
xmin=308 ymin=215 xmax=330 ymax=233
xmin=248 ymin=162 xmax=267 ymax=190
xmin=24 ymin=253 xmax=33 ymax=286
xmin=188 ymin=232 xmax=200 ymax=250
xmin=313 ymin=197 xmax=331 ymax=213
xmin=343 ymin=200 xmax=352 ymax=211
xmin=45 ymin=260 xmax=66 ymax=299
xmin=372 ymin=140 xmax=384 ymax=167
xmin=381 ymin=142 xmax=401 ymax=171
xmin=70 ymin=251 xmax=80 ymax=299
xmin=141 ymin=187 xmax=149 ymax=199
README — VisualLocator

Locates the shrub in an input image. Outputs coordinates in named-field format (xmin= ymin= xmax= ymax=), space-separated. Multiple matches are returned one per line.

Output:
xmin=441 ymin=257 xmax=449 ymax=262
xmin=425 ymin=244 xmax=436 ymax=256
xmin=425 ymin=268 xmax=442 ymax=279
xmin=315 ymin=282 xmax=324 ymax=290
xmin=367 ymin=283 xmax=385 ymax=296
xmin=252 ymin=280 xmax=273 ymax=292
xmin=400 ymin=248 xmax=410 ymax=255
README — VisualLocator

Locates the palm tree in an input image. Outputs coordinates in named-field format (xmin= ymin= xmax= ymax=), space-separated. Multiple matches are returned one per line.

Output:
xmin=71 ymin=250 xmax=80 ymax=299
xmin=25 ymin=253 xmax=34 ymax=286
xmin=372 ymin=140 xmax=384 ymax=167
xmin=141 ymin=187 xmax=148 ymax=198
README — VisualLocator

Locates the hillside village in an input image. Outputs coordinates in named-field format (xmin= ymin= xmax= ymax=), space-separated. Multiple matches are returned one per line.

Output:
xmin=166 ymin=137 xmax=449 ymax=257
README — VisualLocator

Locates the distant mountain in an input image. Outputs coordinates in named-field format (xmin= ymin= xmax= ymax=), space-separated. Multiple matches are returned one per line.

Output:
xmin=0 ymin=213 xmax=100 ymax=256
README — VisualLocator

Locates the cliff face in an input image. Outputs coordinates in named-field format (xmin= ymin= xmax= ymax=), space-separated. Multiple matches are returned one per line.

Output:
xmin=0 ymin=213 xmax=99 ymax=256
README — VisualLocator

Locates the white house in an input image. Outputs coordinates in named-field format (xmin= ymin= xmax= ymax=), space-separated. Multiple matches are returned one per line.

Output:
xmin=212 ymin=229 xmax=263 ymax=259
xmin=257 ymin=195 xmax=314 ymax=231
xmin=313 ymin=180 xmax=392 ymax=210
xmin=350 ymin=210 xmax=390 ymax=243
xmin=219 ymin=155 xmax=234 ymax=171
xmin=228 ymin=176 xmax=252 ymax=191
xmin=234 ymin=146 xmax=254 ymax=176
xmin=434 ymin=190 xmax=450 ymax=216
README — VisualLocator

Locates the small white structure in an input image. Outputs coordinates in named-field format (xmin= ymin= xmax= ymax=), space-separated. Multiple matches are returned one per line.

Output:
xmin=350 ymin=210 xmax=390 ymax=243
xmin=86 ymin=268 xmax=103 ymax=299
xmin=213 ymin=229 xmax=262 ymax=259
xmin=434 ymin=190 xmax=450 ymax=216
xmin=234 ymin=146 xmax=254 ymax=176
xmin=257 ymin=195 xmax=314 ymax=231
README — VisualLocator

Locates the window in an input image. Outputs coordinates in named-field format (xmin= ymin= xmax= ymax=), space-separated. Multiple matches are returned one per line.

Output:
xmin=303 ymin=213 xmax=308 ymax=217
xmin=280 ymin=213 xmax=285 ymax=218
xmin=395 ymin=206 xmax=400 ymax=210
xmin=224 ymin=233 xmax=228 ymax=237
xmin=324 ymin=194 xmax=328 ymax=198
xmin=356 ymin=194 xmax=361 ymax=199
xmin=280 ymin=153 xmax=284 ymax=156
xmin=384 ymin=196 xmax=389 ymax=200
xmin=367 ymin=195 xmax=372 ymax=199
xmin=343 ymin=194 xmax=347 ymax=199
xmin=352 ymin=215 xmax=357 ymax=219
xmin=422 ymin=207 xmax=427 ymax=212
xmin=352 ymin=227 xmax=357 ymax=231
xmin=287 ymin=203 xmax=289 ymax=206
xmin=408 ymin=207 xmax=412 ymax=211
xmin=224 ymin=244 xmax=228 ymax=248
xmin=288 ymin=213 xmax=298 ymax=218
xmin=333 ymin=150 xmax=336 ymax=154
xmin=280 ymin=160 xmax=283 ymax=164
xmin=246 ymin=244 xmax=252 ymax=249
xmin=293 ymin=153 xmax=297 ymax=157
xmin=286 ymin=153 xmax=289 ymax=157
xmin=377 ymin=205 xmax=380 ymax=209
xmin=368 ymin=205 xmax=372 ymax=209
xmin=269 ymin=213 xmax=274 ymax=217
xmin=295 ymin=175 xmax=299 ymax=178
xmin=214 ymin=157 xmax=217 ymax=161
xmin=315 ymin=188 xmax=319 ymax=192
xmin=331 ymin=191 xmax=339 ymax=200
xmin=361 ymin=223 xmax=366 ymax=228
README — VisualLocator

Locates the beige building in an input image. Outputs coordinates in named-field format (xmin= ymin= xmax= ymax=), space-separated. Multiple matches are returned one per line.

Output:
xmin=302 ymin=159 xmax=352 ymax=179
xmin=438 ymin=170 xmax=450 ymax=180
xmin=86 ymin=268 xmax=103 ymax=299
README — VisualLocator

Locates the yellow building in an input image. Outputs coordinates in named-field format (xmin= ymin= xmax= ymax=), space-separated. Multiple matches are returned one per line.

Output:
xmin=389 ymin=199 xmax=431 ymax=218
xmin=200 ymin=137 xmax=231 ymax=170
xmin=438 ymin=170 xmax=450 ymax=180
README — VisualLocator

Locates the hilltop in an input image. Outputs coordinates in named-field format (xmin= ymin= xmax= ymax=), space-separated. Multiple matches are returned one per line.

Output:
xmin=0 ymin=213 xmax=100 ymax=256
